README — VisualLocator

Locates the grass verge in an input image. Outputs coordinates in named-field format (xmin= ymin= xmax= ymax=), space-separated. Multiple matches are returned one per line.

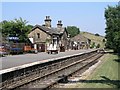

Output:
xmin=75 ymin=53 xmax=120 ymax=88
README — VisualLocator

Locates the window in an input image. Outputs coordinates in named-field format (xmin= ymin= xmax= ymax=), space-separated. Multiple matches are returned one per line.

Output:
xmin=37 ymin=33 xmax=40 ymax=38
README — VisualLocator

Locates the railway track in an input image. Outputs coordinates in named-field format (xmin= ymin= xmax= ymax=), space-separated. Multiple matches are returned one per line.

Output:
xmin=0 ymin=50 xmax=104 ymax=89
xmin=44 ymin=53 xmax=103 ymax=90
xmin=12 ymin=52 xmax=103 ymax=89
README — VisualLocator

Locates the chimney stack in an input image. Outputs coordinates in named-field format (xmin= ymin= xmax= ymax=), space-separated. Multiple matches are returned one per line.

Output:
xmin=57 ymin=20 xmax=63 ymax=28
xmin=44 ymin=16 xmax=51 ymax=28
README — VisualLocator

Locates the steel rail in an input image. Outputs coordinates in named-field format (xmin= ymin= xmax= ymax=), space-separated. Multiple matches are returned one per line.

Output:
xmin=12 ymin=53 xmax=104 ymax=89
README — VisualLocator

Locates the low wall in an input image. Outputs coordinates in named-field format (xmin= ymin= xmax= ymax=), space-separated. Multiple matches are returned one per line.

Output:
xmin=0 ymin=49 xmax=98 ymax=87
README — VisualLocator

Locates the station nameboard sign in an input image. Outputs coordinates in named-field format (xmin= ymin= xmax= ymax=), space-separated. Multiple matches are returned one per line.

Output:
xmin=8 ymin=37 xmax=19 ymax=40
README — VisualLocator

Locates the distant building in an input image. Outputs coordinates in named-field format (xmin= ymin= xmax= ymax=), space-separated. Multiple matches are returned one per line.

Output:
xmin=28 ymin=16 xmax=68 ymax=52
xmin=71 ymin=34 xmax=91 ymax=49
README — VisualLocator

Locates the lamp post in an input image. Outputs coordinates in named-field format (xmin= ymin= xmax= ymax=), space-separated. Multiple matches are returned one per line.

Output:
xmin=67 ymin=34 xmax=70 ymax=50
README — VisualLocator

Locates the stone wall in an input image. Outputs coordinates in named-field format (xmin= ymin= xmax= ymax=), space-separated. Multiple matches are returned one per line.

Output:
xmin=28 ymin=28 xmax=51 ymax=43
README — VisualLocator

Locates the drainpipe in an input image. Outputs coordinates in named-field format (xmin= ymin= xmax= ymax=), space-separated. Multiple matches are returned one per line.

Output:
xmin=34 ymin=30 xmax=38 ymax=54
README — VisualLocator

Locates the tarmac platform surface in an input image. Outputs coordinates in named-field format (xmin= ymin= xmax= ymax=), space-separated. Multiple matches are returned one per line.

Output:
xmin=0 ymin=49 xmax=94 ymax=70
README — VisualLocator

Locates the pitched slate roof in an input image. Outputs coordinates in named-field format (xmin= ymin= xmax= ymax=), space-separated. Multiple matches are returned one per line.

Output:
xmin=32 ymin=24 xmax=66 ymax=36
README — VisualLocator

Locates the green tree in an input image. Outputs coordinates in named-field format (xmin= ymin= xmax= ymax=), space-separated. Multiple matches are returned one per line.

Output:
xmin=95 ymin=33 xmax=100 ymax=36
xmin=26 ymin=25 xmax=33 ymax=34
xmin=102 ymin=39 xmax=106 ymax=43
xmin=1 ymin=20 xmax=12 ymax=37
xmin=90 ymin=42 xmax=96 ymax=48
xmin=105 ymin=4 xmax=120 ymax=53
xmin=66 ymin=26 xmax=80 ymax=37
xmin=96 ymin=43 xmax=100 ymax=48
xmin=1 ymin=18 xmax=33 ymax=43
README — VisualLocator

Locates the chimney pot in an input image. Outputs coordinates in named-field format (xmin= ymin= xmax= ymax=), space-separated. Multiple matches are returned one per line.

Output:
xmin=44 ymin=16 xmax=51 ymax=28
xmin=57 ymin=20 xmax=63 ymax=28
xmin=58 ymin=20 xmax=62 ymax=24
xmin=48 ymin=16 xmax=50 ymax=19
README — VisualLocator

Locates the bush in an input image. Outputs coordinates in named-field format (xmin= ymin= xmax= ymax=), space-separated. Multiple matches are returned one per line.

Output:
xmin=90 ymin=42 xmax=96 ymax=48
xmin=95 ymin=33 xmax=100 ymax=36
xmin=96 ymin=44 xmax=100 ymax=48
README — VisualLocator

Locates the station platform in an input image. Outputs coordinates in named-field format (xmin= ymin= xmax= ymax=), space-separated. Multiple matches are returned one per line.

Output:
xmin=0 ymin=49 xmax=96 ymax=74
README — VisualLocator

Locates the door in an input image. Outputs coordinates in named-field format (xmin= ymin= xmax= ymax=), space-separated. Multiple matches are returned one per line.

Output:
xmin=40 ymin=44 xmax=45 ymax=52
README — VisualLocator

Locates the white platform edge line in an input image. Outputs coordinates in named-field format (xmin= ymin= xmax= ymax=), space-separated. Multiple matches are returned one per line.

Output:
xmin=0 ymin=50 xmax=96 ymax=75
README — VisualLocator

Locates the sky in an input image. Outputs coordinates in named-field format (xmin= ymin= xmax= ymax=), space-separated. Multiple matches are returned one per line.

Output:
xmin=1 ymin=1 xmax=118 ymax=36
